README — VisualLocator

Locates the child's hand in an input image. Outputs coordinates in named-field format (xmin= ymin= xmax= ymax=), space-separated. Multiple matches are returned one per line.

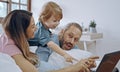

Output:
xmin=63 ymin=54 xmax=78 ymax=63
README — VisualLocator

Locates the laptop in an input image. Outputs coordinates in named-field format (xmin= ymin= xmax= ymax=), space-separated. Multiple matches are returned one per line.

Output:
xmin=92 ymin=51 xmax=120 ymax=72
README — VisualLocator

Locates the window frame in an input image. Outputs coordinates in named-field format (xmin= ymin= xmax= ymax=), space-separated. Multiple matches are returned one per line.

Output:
xmin=0 ymin=0 xmax=31 ymax=23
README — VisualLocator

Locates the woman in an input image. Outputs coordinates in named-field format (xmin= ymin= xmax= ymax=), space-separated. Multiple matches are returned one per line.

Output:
xmin=0 ymin=10 xmax=38 ymax=72
xmin=0 ymin=10 xmax=97 ymax=72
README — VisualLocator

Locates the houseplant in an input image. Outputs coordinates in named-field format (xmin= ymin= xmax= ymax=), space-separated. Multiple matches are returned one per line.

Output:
xmin=89 ymin=20 xmax=97 ymax=33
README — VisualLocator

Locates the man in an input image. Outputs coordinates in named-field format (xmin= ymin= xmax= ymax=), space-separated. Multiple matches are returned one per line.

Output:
xmin=29 ymin=22 xmax=99 ymax=72
xmin=35 ymin=22 xmax=83 ymax=62
xmin=47 ymin=22 xmax=95 ymax=70
xmin=46 ymin=22 xmax=119 ymax=72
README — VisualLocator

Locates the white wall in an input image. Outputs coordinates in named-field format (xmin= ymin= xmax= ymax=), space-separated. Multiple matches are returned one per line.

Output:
xmin=32 ymin=0 xmax=120 ymax=69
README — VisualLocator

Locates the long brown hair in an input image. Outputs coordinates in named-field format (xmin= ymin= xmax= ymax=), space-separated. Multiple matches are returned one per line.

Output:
xmin=2 ymin=10 xmax=38 ymax=65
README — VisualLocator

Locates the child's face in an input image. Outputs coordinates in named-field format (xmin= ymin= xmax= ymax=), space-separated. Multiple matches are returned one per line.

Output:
xmin=44 ymin=15 xmax=60 ymax=29
xmin=26 ymin=17 xmax=37 ymax=39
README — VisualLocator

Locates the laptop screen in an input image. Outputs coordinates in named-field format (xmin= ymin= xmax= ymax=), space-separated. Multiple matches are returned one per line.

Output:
xmin=96 ymin=51 xmax=120 ymax=72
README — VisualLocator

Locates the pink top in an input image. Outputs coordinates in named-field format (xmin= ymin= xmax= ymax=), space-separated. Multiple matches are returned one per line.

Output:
xmin=0 ymin=33 xmax=22 ymax=56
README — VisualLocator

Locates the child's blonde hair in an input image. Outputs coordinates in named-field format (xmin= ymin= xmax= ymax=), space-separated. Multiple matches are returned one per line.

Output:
xmin=39 ymin=1 xmax=63 ymax=22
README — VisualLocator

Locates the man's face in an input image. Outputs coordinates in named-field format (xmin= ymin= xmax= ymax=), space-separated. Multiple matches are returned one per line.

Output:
xmin=62 ymin=26 xmax=82 ymax=50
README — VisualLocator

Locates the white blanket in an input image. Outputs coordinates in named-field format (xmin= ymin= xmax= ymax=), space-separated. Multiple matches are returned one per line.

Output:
xmin=48 ymin=49 xmax=93 ymax=69
xmin=0 ymin=52 xmax=22 ymax=72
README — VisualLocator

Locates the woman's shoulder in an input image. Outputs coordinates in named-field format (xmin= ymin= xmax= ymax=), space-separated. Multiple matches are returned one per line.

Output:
xmin=0 ymin=33 xmax=22 ymax=56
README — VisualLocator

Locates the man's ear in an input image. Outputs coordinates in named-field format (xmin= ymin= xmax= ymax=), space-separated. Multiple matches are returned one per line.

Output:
xmin=58 ymin=29 xmax=65 ymax=40
xmin=59 ymin=29 xmax=65 ymax=35
xmin=60 ymin=29 xmax=65 ymax=34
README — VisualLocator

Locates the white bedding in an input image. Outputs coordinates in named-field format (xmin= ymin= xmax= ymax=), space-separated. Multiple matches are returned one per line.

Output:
xmin=0 ymin=52 xmax=22 ymax=72
xmin=0 ymin=46 xmax=37 ymax=72
xmin=0 ymin=49 xmax=99 ymax=72
xmin=48 ymin=49 xmax=93 ymax=69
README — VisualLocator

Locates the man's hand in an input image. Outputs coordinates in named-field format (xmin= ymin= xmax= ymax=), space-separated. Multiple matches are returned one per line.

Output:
xmin=83 ymin=56 xmax=99 ymax=69
xmin=77 ymin=56 xmax=99 ymax=72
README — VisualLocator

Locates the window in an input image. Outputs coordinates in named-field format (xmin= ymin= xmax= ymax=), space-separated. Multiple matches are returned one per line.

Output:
xmin=0 ymin=0 xmax=31 ymax=23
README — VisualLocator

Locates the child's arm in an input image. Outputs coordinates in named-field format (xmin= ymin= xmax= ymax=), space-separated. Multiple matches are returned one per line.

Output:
xmin=47 ymin=41 xmax=77 ymax=63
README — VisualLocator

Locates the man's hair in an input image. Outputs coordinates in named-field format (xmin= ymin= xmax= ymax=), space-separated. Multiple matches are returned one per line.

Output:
xmin=39 ymin=1 xmax=63 ymax=22
xmin=59 ymin=22 xmax=82 ymax=41
xmin=65 ymin=22 xmax=82 ymax=32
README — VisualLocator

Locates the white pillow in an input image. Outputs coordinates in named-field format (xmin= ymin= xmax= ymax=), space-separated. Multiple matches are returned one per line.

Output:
xmin=0 ymin=52 xmax=22 ymax=72
xmin=29 ymin=46 xmax=37 ymax=53
xmin=48 ymin=49 xmax=93 ymax=69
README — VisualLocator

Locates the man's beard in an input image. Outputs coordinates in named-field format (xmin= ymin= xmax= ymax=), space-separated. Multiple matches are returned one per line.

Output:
xmin=62 ymin=39 xmax=73 ymax=50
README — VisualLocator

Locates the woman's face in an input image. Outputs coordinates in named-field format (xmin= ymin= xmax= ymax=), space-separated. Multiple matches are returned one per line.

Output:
xmin=26 ymin=16 xmax=37 ymax=39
